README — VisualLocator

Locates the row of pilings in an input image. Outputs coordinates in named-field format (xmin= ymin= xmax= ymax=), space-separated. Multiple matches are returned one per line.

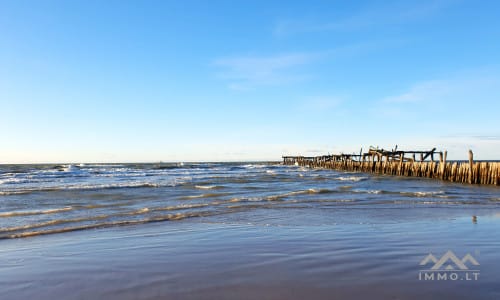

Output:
xmin=283 ymin=149 xmax=499 ymax=186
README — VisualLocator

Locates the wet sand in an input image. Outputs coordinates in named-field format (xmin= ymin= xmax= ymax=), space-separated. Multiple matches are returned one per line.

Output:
xmin=1 ymin=208 xmax=500 ymax=300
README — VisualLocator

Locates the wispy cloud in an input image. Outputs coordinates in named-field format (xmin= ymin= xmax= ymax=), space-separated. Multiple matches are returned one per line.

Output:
xmin=213 ymin=52 xmax=317 ymax=90
xmin=374 ymin=69 xmax=500 ymax=139
xmin=212 ymin=37 xmax=409 ymax=90
xmin=274 ymin=0 xmax=452 ymax=36
xmin=382 ymin=79 xmax=453 ymax=103
xmin=381 ymin=71 xmax=500 ymax=106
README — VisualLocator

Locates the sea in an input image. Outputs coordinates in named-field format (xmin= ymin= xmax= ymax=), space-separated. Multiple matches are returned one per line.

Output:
xmin=1 ymin=162 xmax=499 ymax=239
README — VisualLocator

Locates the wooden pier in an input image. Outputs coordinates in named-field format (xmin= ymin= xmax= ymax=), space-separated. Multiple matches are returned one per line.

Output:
xmin=283 ymin=147 xmax=499 ymax=186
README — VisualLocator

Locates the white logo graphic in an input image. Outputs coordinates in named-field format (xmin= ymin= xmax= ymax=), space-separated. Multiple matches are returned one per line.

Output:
xmin=418 ymin=250 xmax=480 ymax=281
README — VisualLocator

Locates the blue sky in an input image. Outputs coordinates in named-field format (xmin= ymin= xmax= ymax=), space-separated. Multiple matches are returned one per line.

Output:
xmin=1 ymin=0 xmax=499 ymax=162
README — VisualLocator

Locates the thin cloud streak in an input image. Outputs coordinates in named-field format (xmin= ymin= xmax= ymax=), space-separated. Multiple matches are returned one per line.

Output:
xmin=274 ymin=0 xmax=453 ymax=36
xmin=382 ymin=79 xmax=453 ymax=103
xmin=212 ymin=40 xmax=402 ymax=90
xmin=213 ymin=52 xmax=317 ymax=89
xmin=380 ymin=70 xmax=500 ymax=108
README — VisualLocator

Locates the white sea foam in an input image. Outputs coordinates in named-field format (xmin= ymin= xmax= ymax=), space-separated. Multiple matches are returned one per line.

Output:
xmin=336 ymin=176 xmax=367 ymax=182
xmin=264 ymin=188 xmax=334 ymax=201
xmin=242 ymin=164 xmax=266 ymax=169
xmin=0 ymin=178 xmax=28 ymax=185
xmin=62 ymin=165 xmax=79 ymax=173
xmin=194 ymin=185 xmax=224 ymax=190
xmin=0 ymin=182 xmax=166 ymax=195
xmin=401 ymin=191 xmax=446 ymax=197
xmin=0 ymin=206 xmax=73 ymax=218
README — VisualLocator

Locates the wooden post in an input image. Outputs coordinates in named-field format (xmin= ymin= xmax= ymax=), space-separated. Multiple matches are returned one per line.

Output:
xmin=440 ymin=151 xmax=447 ymax=179
xmin=399 ymin=153 xmax=404 ymax=175
xmin=468 ymin=150 xmax=474 ymax=184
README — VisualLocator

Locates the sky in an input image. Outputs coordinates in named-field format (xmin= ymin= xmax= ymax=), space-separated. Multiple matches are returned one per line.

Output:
xmin=1 ymin=0 xmax=499 ymax=163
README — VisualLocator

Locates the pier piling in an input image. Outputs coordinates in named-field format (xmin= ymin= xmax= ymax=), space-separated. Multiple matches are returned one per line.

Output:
xmin=283 ymin=148 xmax=499 ymax=186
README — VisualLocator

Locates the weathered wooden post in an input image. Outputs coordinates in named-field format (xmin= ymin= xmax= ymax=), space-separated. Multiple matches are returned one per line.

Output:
xmin=468 ymin=150 xmax=474 ymax=184
xmin=441 ymin=151 xmax=448 ymax=179
xmin=441 ymin=151 xmax=447 ymax=179
xmin=399 ymin=153 xmax=404 ymax=175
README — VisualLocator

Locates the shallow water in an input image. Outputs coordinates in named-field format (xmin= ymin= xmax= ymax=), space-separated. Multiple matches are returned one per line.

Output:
xmin=1 ymin=162 xmax=499 ymax=238
xmin=1 ymin=216 xmax=500 ymax=300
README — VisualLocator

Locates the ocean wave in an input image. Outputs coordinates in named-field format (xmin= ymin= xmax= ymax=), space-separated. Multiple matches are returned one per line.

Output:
xmin=242 ymin=164 xmax=267 ymax=169
xmin=1 ymin=218 xmax=81 ymax=232
xmin=312 ymin=176 xmax=329 ymax=181
xmin=336 ymin=176 xmax=368 ymax=182
xmin=0 ymin=206 xmax=73 ymax=218
xmin=225 ymin=198 xmax=357 ymax=210
xmin=178 ymin=192 xmax=231 ymax=200
xmin=413 ymin=191 xmax=445 ymax=196
xmin=349 ymin=189 xmax=451 ymax=198
xmin=0 ymin=190 xmax=37 ymax=196
xmin=0 ymin=182 xmax=169 ymax=196
xmin=228 ymin=189 xmax=337 ymax=202
xmin=0 ymin=211 xmax=219 ymax=239
xmin=418 ymin=200 xmax=478 ymax=205
xmin=0 ymin=178 xmax=31 ymax=185
xmin=338 ymin=185 xmax=354 ymax=190
xmin=229 ymin=197 xmax=262 ymax=203
xmin=399 ymin=191 xmax=448 ymax=198
xmin=279 ymin=188 xmax=335 ymax=197
xmin=0 ymin=204 xmax=215 ymax=234
xmin=153 ymin=165 xmax=182 ymax=170
xmin=194 ymin=185 xmax=225 ymax=190
xmin=155 ymin=203 xmax=209 ymax=211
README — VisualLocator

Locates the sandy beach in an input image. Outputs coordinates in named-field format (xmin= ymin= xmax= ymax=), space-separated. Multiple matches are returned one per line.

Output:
xmin=2 ymin=207 xmax=499 ymax=300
